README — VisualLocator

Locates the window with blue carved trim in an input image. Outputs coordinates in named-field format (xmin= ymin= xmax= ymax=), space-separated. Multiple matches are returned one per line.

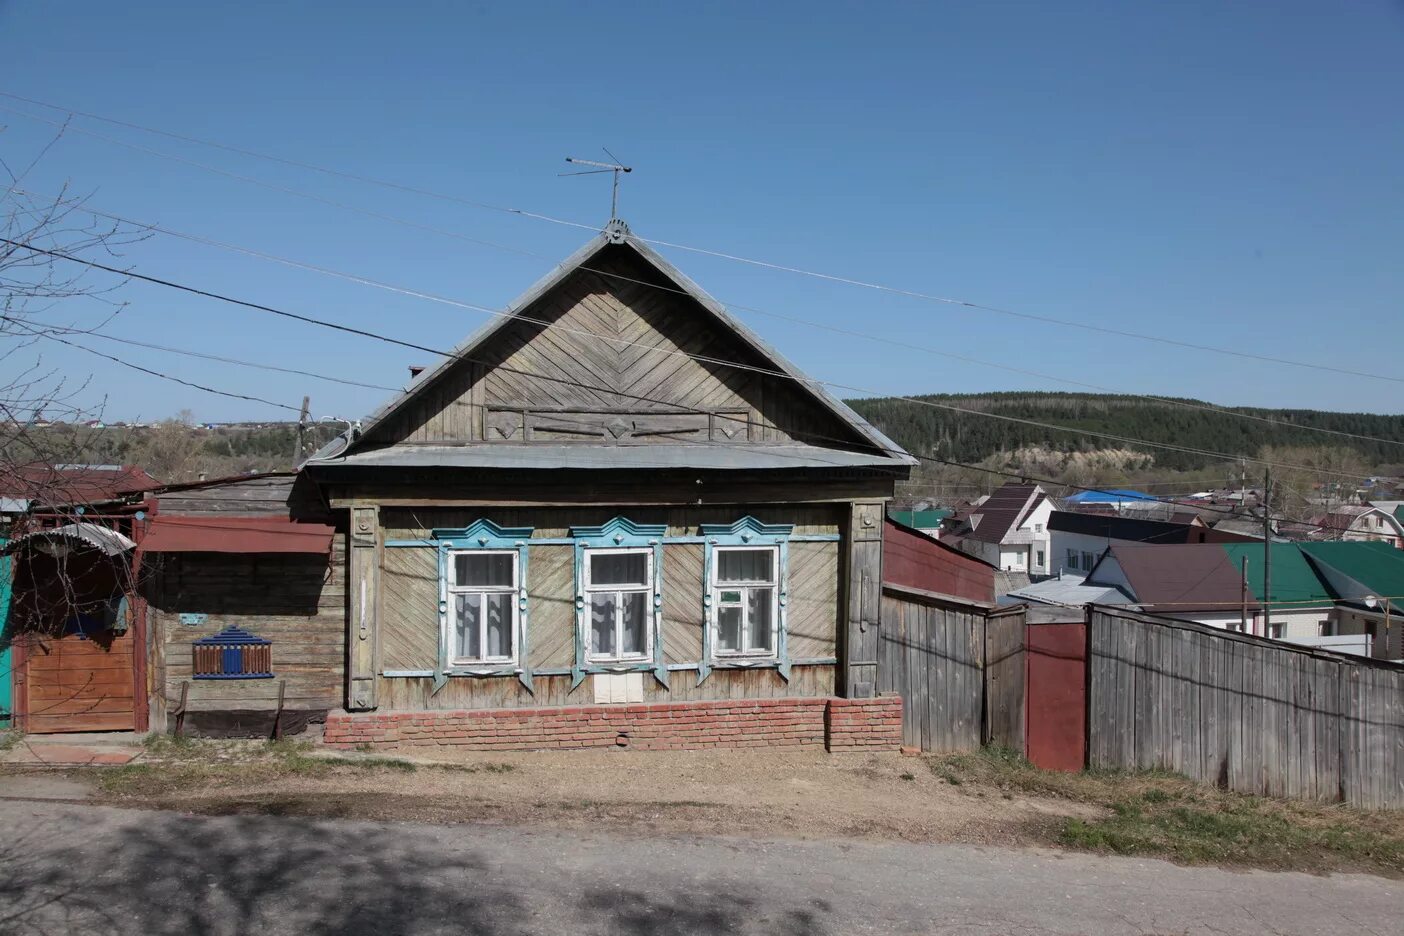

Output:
xmin=448 ymin=550 xmax=518 ymax=665
xmin=711 ymin=546 xmax=779 ymax=658
xmin=584 ymin=548 xmax=651 ymax=663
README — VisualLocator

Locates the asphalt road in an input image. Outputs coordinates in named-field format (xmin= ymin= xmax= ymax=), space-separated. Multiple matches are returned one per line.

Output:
xmin=0 ymin=799 xmax=1398 ymax=936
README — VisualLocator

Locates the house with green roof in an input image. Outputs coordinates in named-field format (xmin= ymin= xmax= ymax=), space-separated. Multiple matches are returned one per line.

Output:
xmin=1300 ymin=541 xmax=1404 ymax=659
xmin=887 ymin=508 xmax=952 ymax=539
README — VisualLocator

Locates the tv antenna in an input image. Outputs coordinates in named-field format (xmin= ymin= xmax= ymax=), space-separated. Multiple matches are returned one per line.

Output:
xmin=562 ymin=148 xmax=632 ymax=220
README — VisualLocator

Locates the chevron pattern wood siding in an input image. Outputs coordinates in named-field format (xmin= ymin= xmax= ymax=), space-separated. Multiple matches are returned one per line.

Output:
xmin=662 ymin=543 xmax=705 ymax=665
xmin=527 ymin=545 xmax=575 ymax=671
xmin=380 ymin=547 xmax=439 ymax=673
xmin=368 ymin=249 xmax=853 ymax=448
xmin=788 ymin=541 xmax=840 ymax=659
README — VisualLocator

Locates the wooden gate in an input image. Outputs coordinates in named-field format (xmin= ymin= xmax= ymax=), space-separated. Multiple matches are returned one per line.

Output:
xmin=18 ymin=627 xmax=137 ymax=732
xmin=1025 ymin=622 xmax=1087 ymax=772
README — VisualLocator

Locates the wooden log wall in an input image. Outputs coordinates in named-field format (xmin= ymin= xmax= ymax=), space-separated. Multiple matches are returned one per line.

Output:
xmin=375 ymin=505 xmax=842 ymax=706
xmin=1087 ymin=607 xmax=1404 ymax=810
xmin=148 ymin=541 xmax=345 ymax=727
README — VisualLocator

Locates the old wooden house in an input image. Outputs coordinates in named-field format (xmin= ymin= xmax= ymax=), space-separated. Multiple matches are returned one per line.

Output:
xmin=300 ymin=221 xmax=916 ymax=750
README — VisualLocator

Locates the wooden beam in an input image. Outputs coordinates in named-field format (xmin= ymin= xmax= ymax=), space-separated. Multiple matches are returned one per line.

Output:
xmin=842 ymin=501 xmax=884 ymax=698
xmin=347 ymin=506 xmax=380 ymax=710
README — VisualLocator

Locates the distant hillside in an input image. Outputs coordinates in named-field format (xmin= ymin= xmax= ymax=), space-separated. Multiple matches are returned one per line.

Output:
xmin=844 ymin=392 xmax=1404 ymax=472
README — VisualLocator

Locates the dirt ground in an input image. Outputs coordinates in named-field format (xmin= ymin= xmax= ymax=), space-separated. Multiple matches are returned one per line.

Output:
xmin=86 ymin=743 xmax=1100 ymax=846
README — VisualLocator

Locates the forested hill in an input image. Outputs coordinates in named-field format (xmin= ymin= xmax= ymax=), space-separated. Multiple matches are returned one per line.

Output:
xmin=844 ymin=392 xmax=1404 ymax=471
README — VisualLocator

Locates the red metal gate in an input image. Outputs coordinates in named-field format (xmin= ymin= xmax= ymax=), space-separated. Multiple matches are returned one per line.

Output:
xmin=1025 ymin=622 xmax=1086 ymax=772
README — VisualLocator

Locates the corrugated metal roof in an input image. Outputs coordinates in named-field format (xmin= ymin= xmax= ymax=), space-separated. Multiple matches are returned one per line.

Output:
xmin=2 ymin=522 xmax=136 ymax=556
xmin=1050 ymin=510 xmax=1255 ymax=544
xmin=312 ymin=223 xmax=914 ymax=470
xmin=311 ymin=444 xmax=907 ymax=472
xmin=142 ymin=516 xmax=335 ymax=554
xmin=1064 ymin=489 xmax=1157 ymax=504
xmin=1300 ymin=541 xmax=1404 ymax=598
xmin=1007 ymin=575 xmax=1133 ymax=607
xmin=1220 ymin=543 xmax=1334 ymax=609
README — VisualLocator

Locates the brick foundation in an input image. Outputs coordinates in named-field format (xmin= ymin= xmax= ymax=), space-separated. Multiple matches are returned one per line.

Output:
xmin=324 ymin=694 xmax=902 ymax=753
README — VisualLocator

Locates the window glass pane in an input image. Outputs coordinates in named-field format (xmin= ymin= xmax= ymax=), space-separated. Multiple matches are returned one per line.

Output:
xmin=455 ymin=594 xmax=480 ymax=659
xmin=718 ymin=605 xmax=742 ymax=652
xmin=589 ymin=551 xmax=648 ymax=587
xmin=718 ymin=548 xmax=773 ymax=584
xmin=455 ymin=552 xmax=514 ymax=588
xmin=590 ymin=593 xmax=616 ymax=656
xmin=748 ymin=587 xmax=774 ymax=651
xmin=485 ymin=592 xmax=511 ymax=658
xmin=620 ymin=591 xmax=647 ymax=655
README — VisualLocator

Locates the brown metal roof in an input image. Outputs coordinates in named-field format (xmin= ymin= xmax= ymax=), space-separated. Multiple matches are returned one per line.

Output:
xmin=965 ymin=483 xmax=1041 ymax=545
xmin=0 ymin=464 xmax=158 ymax=506
xmin=1099 ymin=544 xmax=1248 ymax=612
xmin=141 ymin=516 xmax=335 ymax=554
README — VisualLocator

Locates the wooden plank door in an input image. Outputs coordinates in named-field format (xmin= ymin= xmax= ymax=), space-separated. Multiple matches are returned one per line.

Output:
xmin=23 ymin=627 xmax=136 ymax=733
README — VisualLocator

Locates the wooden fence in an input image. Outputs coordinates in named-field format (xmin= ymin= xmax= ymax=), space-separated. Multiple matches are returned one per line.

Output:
xmin=1087 ymin=607 xmax=1404 ymax=809
xmin=877 ymin=584 xmax=1025 ymax=753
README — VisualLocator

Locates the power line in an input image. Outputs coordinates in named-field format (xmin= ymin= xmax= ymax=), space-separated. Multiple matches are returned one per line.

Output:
xmin=2 ymin=238 xmax=1362 ymax=533
xmin=31 ymin=322 xmax=403 ymax=394
xmin=8 ymin=321 xmax=302 ymax=413
xmin=22 ymin=192 xmax=1404 ymax=454
xmin=1 ymin=234 xmax=1381 ymax=483
xmin=5 ymin=91 xmax=1402 ymax=387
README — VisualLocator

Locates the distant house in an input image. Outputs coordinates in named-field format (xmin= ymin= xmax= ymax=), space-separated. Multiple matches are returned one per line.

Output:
xmin=1084 ymin=543 xmax=1335 ymax=641
xmin=947 ymin=482 xmax=1052 ymax=575
xmin=886 ymin=508 xmax=952 ymax=540
xmin=1049 ymin=510 xmax=1255 ymax=576
xmin=1299 ymin=542 xmax=1404 ymax=660
xmin=1305 ymin=506 xmax=1403 ymax=548
xmin=1062 ymin=489 xmax=1157 ymax=511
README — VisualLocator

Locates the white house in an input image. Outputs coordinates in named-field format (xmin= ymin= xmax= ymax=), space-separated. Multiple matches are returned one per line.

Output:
xmin=950 ymin=482 xmax=1053 ymax=575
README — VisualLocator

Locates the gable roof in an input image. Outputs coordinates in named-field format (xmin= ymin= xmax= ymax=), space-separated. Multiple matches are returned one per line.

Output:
xmin=1300 ymin=541 xmax=1404 ymax=601
xmin=0 ymin=464 xmax=158 ymax=507
xmin=1091 ymin=543 xmax=1249 ymax=613
xmin=965 ymin=483 xmax=1043 ymax=544
xmin=316 ymin=221 xmax=912 ymax=470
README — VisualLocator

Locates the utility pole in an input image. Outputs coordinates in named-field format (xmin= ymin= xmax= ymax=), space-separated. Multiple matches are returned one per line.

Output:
xmin=295 ymin=396 xmax=310 ymax=464
xmin=1262 ymin=468 xmax=1272 ymax=638
xmin=1240 ymin=556 xmax=1249 ymax=633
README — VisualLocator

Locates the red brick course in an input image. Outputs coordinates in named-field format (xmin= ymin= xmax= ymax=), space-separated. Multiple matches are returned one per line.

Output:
xmin=324 ymin=695 xmax=902 ymax=753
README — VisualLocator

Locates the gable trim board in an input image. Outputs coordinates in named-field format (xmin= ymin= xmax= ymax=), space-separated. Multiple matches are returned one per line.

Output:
xmin=309 ymin=221 xmax=913 ymax=473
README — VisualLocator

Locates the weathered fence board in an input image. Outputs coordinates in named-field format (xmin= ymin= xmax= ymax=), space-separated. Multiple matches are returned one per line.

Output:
xmin=1087 ymin=607 xmax=1404 ymax=809
xmin=877 ymin=584 xmax=1026 ymax=754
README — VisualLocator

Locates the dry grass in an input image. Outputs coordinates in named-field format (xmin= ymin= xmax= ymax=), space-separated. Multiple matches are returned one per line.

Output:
xmin=929 ymin=747 xmax=1404 ymax=877
xmin=73 ymin=737 xmax=1404 ymax=877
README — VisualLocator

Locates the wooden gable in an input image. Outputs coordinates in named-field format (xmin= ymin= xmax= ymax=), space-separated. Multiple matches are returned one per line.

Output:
xmin=360 ymin=241 xmax=874 ymax=452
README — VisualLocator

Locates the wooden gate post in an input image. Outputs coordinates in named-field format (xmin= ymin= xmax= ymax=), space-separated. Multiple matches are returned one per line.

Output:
xmin=347 ymin=505 xmax=380 ymax=711
xmin=843 ymin=502 xmax=884 ymax=698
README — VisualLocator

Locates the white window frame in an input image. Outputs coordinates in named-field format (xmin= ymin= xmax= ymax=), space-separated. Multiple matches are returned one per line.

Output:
xmin=446 ymin=549 xmax=519 ymax=667
xmin=709 ymin=545 xmax=781 ymax=660
xmin=583 ymin=547 xmax=653 ymax=664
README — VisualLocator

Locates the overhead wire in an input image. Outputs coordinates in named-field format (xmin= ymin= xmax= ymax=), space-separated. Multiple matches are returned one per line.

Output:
xmin=5 ymin=91 xmax=1403 ymax=386
xmin=1 ymin=235 xmax=1384 ymax=539
xmin=15 ymin=190 xmax=1404 ymax=454
xmin=0 ymin=233 xmax=1384 ymax=483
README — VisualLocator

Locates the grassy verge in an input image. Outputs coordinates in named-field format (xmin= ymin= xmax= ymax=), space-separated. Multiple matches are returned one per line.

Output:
xmin=929 ymin=747 xmax=1404 ymax=877
xmin=94 ymin=736 xmax=512 ymax=797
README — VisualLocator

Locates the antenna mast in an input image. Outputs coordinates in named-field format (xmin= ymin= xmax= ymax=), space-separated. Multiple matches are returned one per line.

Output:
xmin=562 ymin=149 xmax=632 ymax=220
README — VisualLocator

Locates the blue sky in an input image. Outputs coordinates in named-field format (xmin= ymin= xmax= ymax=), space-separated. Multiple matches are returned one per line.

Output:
xmin=1 ymin=1 xmax=1401 ymax=424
